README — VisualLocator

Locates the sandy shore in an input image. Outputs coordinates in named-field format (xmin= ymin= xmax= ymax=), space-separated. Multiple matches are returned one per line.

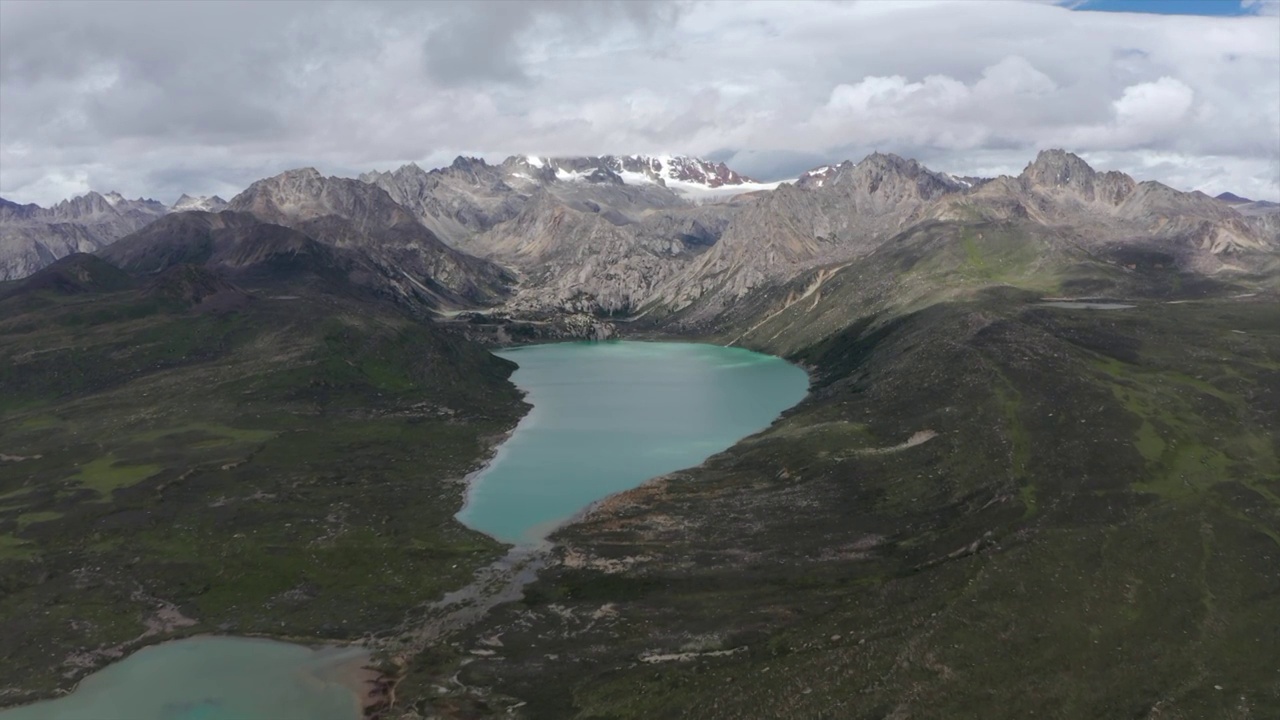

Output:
xmin=325 ymin=649 xmax=392 ymax=719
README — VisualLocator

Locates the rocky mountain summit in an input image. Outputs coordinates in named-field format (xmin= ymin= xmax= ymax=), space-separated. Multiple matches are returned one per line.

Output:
xmin=226 ymin=167 xmax=513 ymax=306
xmin=924 ymin=150 xmax=1277 ymax=272
xmin=170 ymin=194 xmax=229 ymax=213
xmin=359 ymin=158 xmax=527 ymax=247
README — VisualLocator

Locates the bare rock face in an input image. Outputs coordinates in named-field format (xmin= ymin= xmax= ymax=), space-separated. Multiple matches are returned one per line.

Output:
xmin=462 ymin=189 xmax=734 ymax=315
xmin=228 ymin=168 xmax=514 ymax=307
xmin=359 ymin=158 xmax=528 ymax=247
xmin=358 ymin=154 xmax=757 ymax=316
xmin=0 ymin=192 xmax=170 ymax=280
xmin=359 ymin=154 xmax=769 ymax=258
xmin=1018 ymin=148 xmax=1137 ymax=207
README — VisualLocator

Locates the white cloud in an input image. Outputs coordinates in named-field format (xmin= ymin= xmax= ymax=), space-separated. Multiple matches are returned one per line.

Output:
xmin=1111 ymin=77 xmax=1195 ymax=132
xmin=1242 ymin=0 xmax=1280 ymax=17
xmin=0 ymin=0 xmax=1276 ymax=204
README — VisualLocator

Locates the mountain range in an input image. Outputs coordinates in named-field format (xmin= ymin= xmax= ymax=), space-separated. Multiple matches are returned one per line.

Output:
xmin=5 ymin=152 xmax=1275 ymax=316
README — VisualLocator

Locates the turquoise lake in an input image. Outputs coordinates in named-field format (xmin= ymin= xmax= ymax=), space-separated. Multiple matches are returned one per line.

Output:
xmin=456 ymin=341 xmax=810 ymax=543
xmin=0 ymin=636 xmax=368 ymax=720
xmin=0 ymin=341 xmax=806 ymax=719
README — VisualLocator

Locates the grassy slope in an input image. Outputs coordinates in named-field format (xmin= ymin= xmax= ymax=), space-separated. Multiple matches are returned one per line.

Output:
xmin=425 ymin=224 xmax=1280 ymax=719
xmin=0 ymin=279 xmax=525 ymax=706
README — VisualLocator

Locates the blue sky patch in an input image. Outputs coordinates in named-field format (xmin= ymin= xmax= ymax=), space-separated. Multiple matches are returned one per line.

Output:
xmin=1066 ymin=0 xmax=1270 ymax=16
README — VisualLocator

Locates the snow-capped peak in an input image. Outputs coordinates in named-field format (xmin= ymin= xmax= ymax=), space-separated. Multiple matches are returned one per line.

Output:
xmin=103 ymin=191 xmax=126 ymax=207
xmin=797 ymin=164 xmax=841 ymax=188
xmin=602 ymin=155 xmax=790 ymax=202
xmin=497 ymin=153 xmax=784 ymax=201
xmin=609 ymin=155 xmax=757 ymax=188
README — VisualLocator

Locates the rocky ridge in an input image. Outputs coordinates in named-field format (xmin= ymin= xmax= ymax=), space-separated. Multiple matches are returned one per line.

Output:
xmin=0 ymin=192 xmax=169 ymax=280
xmin=227 ymin=167 xmax=514 ymax=307
xmin=360 ymin=149 xmax=1278 ymax=323
xmin=5 ymin=149 xmax=1276 ymax=322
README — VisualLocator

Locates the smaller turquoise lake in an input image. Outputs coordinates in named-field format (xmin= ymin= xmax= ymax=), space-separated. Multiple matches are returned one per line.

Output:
xmin=456 ymin=341 xmax=810 ymax=543
xmin=0 ymin=636 xmax=367 ymax=720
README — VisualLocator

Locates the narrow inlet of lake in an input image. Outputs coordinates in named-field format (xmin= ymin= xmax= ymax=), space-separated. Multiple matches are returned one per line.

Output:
xmin=456 ymin=341 xmax=810 ymax=544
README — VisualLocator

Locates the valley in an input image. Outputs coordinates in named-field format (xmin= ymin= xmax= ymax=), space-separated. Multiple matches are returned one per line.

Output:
xmin=0 ymin=149 xmax=1277 ymax=719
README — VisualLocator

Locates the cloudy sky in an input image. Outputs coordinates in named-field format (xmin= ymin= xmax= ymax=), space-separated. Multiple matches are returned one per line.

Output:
xmin=1 ymin=0 xmax=1277 ymax=205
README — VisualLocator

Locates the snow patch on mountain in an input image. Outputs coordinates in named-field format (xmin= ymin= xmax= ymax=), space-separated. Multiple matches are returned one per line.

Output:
xmin=554 ymin=167 xmax=593 ymax=183
xmin=798 ymin=164 xmax=839 ymax=188
xmin=663 ymin=177 xmax=786 ymax=202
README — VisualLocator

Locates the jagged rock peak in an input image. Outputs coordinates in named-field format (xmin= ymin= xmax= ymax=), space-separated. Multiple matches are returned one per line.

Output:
xmin=1020 ymin=149 xmax=1098 ymax=187
xmin=1019 ymin=149 xmax=1136 ymax=205
xmin=171 ymin=194 xmax=229 ymax=212
xmin=276 ymin=167 xmax=324 ymax=181
xmin=57 ymin=191 xmax=115 ymax=213
xmin=380 ymin=162 xmax=425 ymax=179
xmin=797 ymin=153 xmax=962 ymax=198
xmin=230 ymin=168 xmax=335 ymax=211
xmin=19 ymin=190 xmax=167 ymax=219
xmin=0 ymin=190 xmax=170 ymax=281
xmin=857 ymin=152 xmax=919 ymax=171
xmin=229 ymin=167 xmax=392 ymax=221
xmin=450 ymin=156 xmax=488 ymax=171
